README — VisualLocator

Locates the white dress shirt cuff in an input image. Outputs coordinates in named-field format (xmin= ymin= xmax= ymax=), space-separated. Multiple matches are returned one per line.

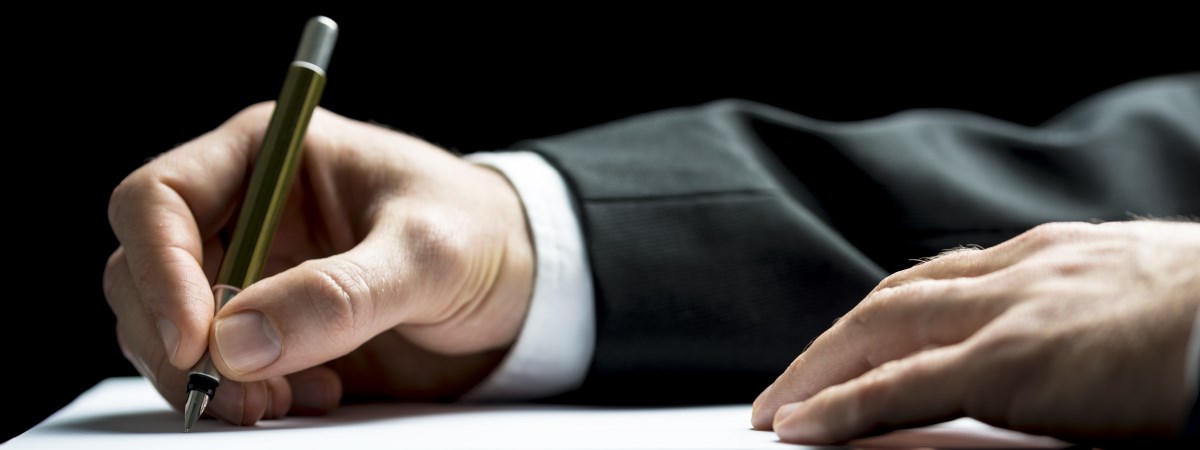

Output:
xmin=459 ymin=151 xmax=595 ymax=402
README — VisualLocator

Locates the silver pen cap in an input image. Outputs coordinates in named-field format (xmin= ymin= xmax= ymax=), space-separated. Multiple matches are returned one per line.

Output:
xmin=293 ymin=16 xmax=338 ymax=74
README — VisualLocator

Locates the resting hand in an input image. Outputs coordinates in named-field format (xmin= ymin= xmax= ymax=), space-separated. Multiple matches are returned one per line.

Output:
xmin=104 ymin=104 xmax=533 ymax=424
xmin=752 ymin=221 xmax=1200 ymax=443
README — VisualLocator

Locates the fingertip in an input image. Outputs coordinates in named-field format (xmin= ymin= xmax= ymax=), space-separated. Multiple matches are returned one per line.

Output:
xmin=751 ymin=408 xmax=774 ymax=431
xmin=230 ymin=101 xmax=277 ymax=127
xmin=751 ymin=383 xmax=775 ymax=430
xmin=211 ymin=254 xmax=390 ymax=380
xmin=287 ymin=366 xmax=342 ymax=416
xmin=241 ymin=381 xmax=269 ymax=425
xmin=212 ymin=310 xmax=282 ymax=378
xmin=163 ymin=313 xmax=215 ymax=371
xmin=774 ymin=404 xmax=830 ymax=444
xmin=263 ymin=377 xmax=293 ymax=420
xmin=153 ymin=279 xmax=217 ymax=371
xmin=206 ymin=381 xmax=243 ymax=424
xmin=774 ymin=401 xmax=844 ymax=444
xmin=207 ymin=381 xmax=268 ymax=426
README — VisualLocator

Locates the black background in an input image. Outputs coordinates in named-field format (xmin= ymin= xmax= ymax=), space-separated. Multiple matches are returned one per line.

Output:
xmin=5 ymin=7 xmax=1196 ymax=442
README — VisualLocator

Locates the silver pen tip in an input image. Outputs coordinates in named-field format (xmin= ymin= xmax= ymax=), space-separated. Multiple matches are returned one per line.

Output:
xmin=183 ymin=390 xmax=209 ymax=432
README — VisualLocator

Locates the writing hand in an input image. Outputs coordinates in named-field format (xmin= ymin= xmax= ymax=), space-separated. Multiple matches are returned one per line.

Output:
xmin=104 ymin=104 xmax=533 ymax=424
xmin=752 ymin=221 xmax=1200 ymax=443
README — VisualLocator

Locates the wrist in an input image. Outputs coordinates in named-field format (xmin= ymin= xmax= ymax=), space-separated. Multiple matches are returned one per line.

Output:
xmin=457 ymin=150 xmax=596 ymax=402
xmin=394 ymin=158 xmax=534 ymax=356
xmin=474 ymin=162 xmax=537 ymax=350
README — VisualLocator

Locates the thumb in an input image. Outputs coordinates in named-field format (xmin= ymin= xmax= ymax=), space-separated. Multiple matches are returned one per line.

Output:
xmin=210 ymin=235 xmax=408 ymax=381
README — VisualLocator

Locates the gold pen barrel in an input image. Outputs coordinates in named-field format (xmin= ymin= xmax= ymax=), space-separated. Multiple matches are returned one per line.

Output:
xmin=184 ymin=16 xmax=337 ymax=432
xmin=218 ymin=14 xmax=337 ymax=292
xmin=214 ymin=63 xmax=326 ymax=291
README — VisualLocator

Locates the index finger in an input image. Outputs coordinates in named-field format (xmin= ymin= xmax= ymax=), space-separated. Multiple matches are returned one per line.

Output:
xmin=751 ymin=269 xmax=1017 ymax=429
xmin=868 ymin=222 xmax=1099 ymax=294
xmin=108 ymin=106 xmax=267 ymax=369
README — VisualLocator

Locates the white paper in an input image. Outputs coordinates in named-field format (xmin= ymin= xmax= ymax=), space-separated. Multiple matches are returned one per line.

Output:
xmin=5 ymin=377 xmax=1067 ymax=449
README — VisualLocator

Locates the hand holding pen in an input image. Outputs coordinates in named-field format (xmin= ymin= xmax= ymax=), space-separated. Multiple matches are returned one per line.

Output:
xmin=182 ymin=16 xmax=339 ymax=431
xmin=104 ymin=16 xmax=536 ymax=429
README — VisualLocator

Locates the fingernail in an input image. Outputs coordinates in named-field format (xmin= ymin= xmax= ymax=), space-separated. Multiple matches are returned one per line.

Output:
xmin=216 ymin=311 xmax=281 ymax=374
xmin=157 ymin=319 xmax=180 ymax=361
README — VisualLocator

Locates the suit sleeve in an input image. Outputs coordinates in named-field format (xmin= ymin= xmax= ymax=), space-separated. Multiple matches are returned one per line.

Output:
xmin=1187 ymin=309 xmax=1200 ymax=437
xmin=521 ymin=74 xmax=1200 ymax=404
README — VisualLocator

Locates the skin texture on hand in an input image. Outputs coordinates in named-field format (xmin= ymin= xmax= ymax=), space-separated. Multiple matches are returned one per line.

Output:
xmin=752 ymin=221 xmax=1200 ymax=444
xmin=104 ymin=103 xmax=534 ymax=424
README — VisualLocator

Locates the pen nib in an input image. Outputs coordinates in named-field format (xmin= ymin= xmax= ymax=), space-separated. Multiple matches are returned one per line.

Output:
xmin=183 ymin=390 xmax=209 ymax=432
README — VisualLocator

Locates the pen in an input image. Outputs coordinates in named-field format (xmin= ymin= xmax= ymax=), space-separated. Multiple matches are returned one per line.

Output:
xmin=183 ymin=16 xmax=337 ymax=432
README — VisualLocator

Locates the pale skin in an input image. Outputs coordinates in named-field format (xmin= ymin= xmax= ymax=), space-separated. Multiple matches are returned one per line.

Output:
xmin=107 ymin=105 xmax=1199 ymax=440
xmin=104 ymin=103 xmax=534 ymax=424
xmin=753 ymin=221 xmax=1200 ymax=443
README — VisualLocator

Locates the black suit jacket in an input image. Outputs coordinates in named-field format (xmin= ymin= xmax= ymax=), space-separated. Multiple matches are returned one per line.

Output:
xmin=522 ymin=74 xmax=1200 ymax=417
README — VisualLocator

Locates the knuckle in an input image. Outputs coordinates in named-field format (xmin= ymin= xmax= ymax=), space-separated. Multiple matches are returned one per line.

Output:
xmin=780 ymin=355 xmax=819 ymax=398
xmin=961 ymin=327 xmax=1047 ymax=416
xmin=923 ymin=245 xmax=985 ymax=267
xmin=852 ymin=291 xmax=891 ymax=325
xmin=1023 ymin=223 xmax=1062 ymax=245
xmin=108 ymin=170 xmax=171 ymax=234
xmin=103 ymin=251 xmax=125 ymax=308
xmin=238 ymin=101 xmax=277 ymax=120
xmin=853 ymin=370 xmax=891 ymax=416
xmin=403 ymin=215 xmax=467 ymax=276
xmin=873 ymin=272 xmax=905 ymax=291
xmin=222 ymin=102 xmax=277 ymax=135
xmin=300 ymin=260 xmax=373 ymax=336
xmin=782 ymin=355 xmax=805 ymax=378
xmin=107 ymin=175 xmax=143 ymax=229
xmin=835 ymin=376 xmax=883 ymax=434
xmin=967 ymin=324 xmax=1045 ymax=376
xmin=853 ymin=357 xmax=925 ymax=429
xmin=1043 ymin=259 xmax=1089 ymax=277
xmin=1023 ymin=222 xmax=1090 ymax=245
xmin=855 ymin=282 xmax=927 ymax=327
